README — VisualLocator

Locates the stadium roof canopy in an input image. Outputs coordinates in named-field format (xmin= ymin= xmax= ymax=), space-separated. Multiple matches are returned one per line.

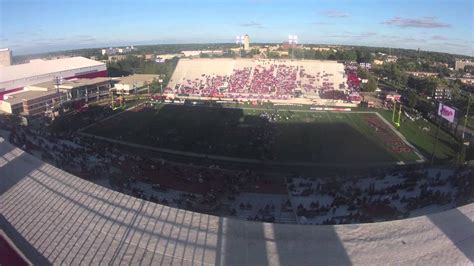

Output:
xmin=2 ymin=89 xmax=57 ymax=104
xmin=0 ymin=137 xmax=473 ymax=265
xmin=0 ymin=57 xmax=105 ymax=83
xmin=117 ymin=74 xmax=159 ymax=85
xmin=27 ymin=77 xmax=111 ymax=90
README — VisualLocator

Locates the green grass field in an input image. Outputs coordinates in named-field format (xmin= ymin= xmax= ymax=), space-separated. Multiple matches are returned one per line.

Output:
xmin=378 ymin=110 xmax=459 ymax=163
xmin=84 ymin=104 xmax=424 ymax=165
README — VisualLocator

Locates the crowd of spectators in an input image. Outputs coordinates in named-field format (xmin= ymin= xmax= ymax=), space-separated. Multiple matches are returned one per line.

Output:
xmin=172 ymin=61 xmax=353 ymax=100
xmin=2 ymin=117 xmax=286 ymax=216
xmin=1 ymin=111 xmax=471 ymax=226
xmin=289 ymin=168 xmax=473 ymax=225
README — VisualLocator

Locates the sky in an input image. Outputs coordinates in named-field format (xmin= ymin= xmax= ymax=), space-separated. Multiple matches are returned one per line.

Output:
xmin=0 ymin=0 xmax=473 ymax=56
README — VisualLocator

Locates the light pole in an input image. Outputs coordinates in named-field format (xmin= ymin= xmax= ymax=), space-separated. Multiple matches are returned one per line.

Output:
xmin=85 ymin=87 xmax=88 ymax=104
xmin=236 ymin=35 xmax=244 ymax=58
xmin=431 ymin=102 xmax=443 ymax=165
xmin=111 ymin=90 xmax=115 ymax=108
xmin=289 ymin=35 xmax=298 ymax=60
xmin=54 ymin=76 xmax=63 ymax=112
xmin=147 ymin=81 xmax=150 ymax=98
xmin=121 ymin=89 xmax=125 ymax=107
xmin=462 ymin=92 xmax=471 ymax=140
xmin=159 ymin=79 xmax=163 ymax=96
xmin=134 ymin=83 xmax=138 ymax=101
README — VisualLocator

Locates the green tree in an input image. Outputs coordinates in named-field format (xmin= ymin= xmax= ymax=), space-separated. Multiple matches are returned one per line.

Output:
xmin=356 ymin=50 xmax=373 ymax=63
xmin=248 ymin=48 xmax=261 ymax=57
xmin=267 ymin=51 xmax=281 ymax=59
xmin=357 ymin=67 xmax=369 ymax=79
xmin=367 ymin=77 xmax=378 ymax=92
xmin=408 ymin=91 xmax=418 ymax=108
xmin=464 ymin=65 xmax=474 ymax=75
xmin=362 ymin=76 xmax=378 ymax=92
xmin=335 ymin=50 xmax=357 ymax=61
xmin=455 ymin=145 xmax=467 ymax=166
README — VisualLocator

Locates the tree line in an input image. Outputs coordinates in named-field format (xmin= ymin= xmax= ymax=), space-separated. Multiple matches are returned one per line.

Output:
xmin=107 ymin=55 xmax=178 ymax=90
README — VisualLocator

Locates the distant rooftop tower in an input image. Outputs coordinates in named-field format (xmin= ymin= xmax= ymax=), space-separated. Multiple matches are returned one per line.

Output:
xmin=244 ymin=34 xmax=250 ymax=51
xmin=0 ymin=48 xmax=12 ymax=66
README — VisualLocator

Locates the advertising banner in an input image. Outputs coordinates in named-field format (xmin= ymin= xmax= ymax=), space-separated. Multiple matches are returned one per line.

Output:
xmin=438 ymin=103 xmax=456 ymax=123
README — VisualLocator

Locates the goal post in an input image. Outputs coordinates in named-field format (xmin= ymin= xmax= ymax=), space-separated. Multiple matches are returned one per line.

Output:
xmin=392 ymin=101 xmax=402 ymax=128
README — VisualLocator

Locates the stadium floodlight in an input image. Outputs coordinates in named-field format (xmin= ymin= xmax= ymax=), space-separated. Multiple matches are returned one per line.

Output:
xmin=288 ymin=35 xmax=298 ymax=60
xmin=235 ymin=35 xmax=245 ymax=44
xmin=159 ymin=79 xmax=164 ymax=95
xmin=235 ymin=35 xmax=245 ymax=57
xmin=288 ymin=35 xmax=298 ymax=44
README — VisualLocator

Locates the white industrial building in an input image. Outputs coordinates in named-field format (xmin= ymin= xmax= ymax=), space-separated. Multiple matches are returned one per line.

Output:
xmin=0 ymin=56 xmax=107 ymax=100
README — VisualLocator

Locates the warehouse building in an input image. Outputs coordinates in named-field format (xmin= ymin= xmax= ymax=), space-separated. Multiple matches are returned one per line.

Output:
xmin=28 ymin=77 xmax=112 ymax=103
xmin=1 ymin=77 xmax=111 ymax=118
xmin=1 ymin=90 xmax=61 ymax=117
xmin=0 ymin=56 xmax=107 ymax=100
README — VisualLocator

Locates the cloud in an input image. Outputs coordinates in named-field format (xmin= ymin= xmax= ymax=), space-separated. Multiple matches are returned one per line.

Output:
xmin=442 ymin=42 xmax=467 ymax=48
xmin=324 ymin=32 xmax=377 ymax=38
xmin=239 ymin=21 xmax=263 ymax=28
xmin=430 ymin=35 xmax=449 ymax=40
xmin=382 ymin=17 xmax=450 ymax=28
xmin=399 ymin=37 xmax=427 ymax=43
xmin=75 ymin=38 xmax=96 ymax=43
xmin=34 ymin=42 xmax=53 ymax=46
xmin=72 ymin=35 xmax=96 ymax=43
xmin=359 ymin=32 xmax=377 ymax=37
xmin=321 ymin=10 xmax=350 ymax=18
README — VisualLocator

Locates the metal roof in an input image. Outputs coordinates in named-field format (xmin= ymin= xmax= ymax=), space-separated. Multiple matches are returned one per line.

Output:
xmin=29 ymin=77 xmax=111 ymax=90
xmin=3 ymin=90 xmax=57 ymax=104
xmin=0 ymin=57 xmax=105 ymax=83
xmin=118 ymin=74 xmax=159 ymax=85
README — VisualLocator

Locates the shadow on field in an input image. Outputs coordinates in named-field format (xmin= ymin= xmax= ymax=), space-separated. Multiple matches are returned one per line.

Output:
xmin=409 ymin=134 xmax=458 ymax=164
xmin=85 ymin=104 xmax=401 ymax=169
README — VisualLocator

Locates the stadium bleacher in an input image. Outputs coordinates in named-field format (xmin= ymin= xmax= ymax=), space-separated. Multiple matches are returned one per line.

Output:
xmin=167 ymin=59 xmax=352 ymax=101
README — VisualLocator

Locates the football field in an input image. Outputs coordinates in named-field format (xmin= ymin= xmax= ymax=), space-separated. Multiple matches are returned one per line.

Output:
xmin=84 ymin=104 xmax=423 ymax=165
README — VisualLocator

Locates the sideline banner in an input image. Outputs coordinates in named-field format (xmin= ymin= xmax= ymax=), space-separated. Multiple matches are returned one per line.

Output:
xmin=438 ymin=103 xmax=455 ymax=123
